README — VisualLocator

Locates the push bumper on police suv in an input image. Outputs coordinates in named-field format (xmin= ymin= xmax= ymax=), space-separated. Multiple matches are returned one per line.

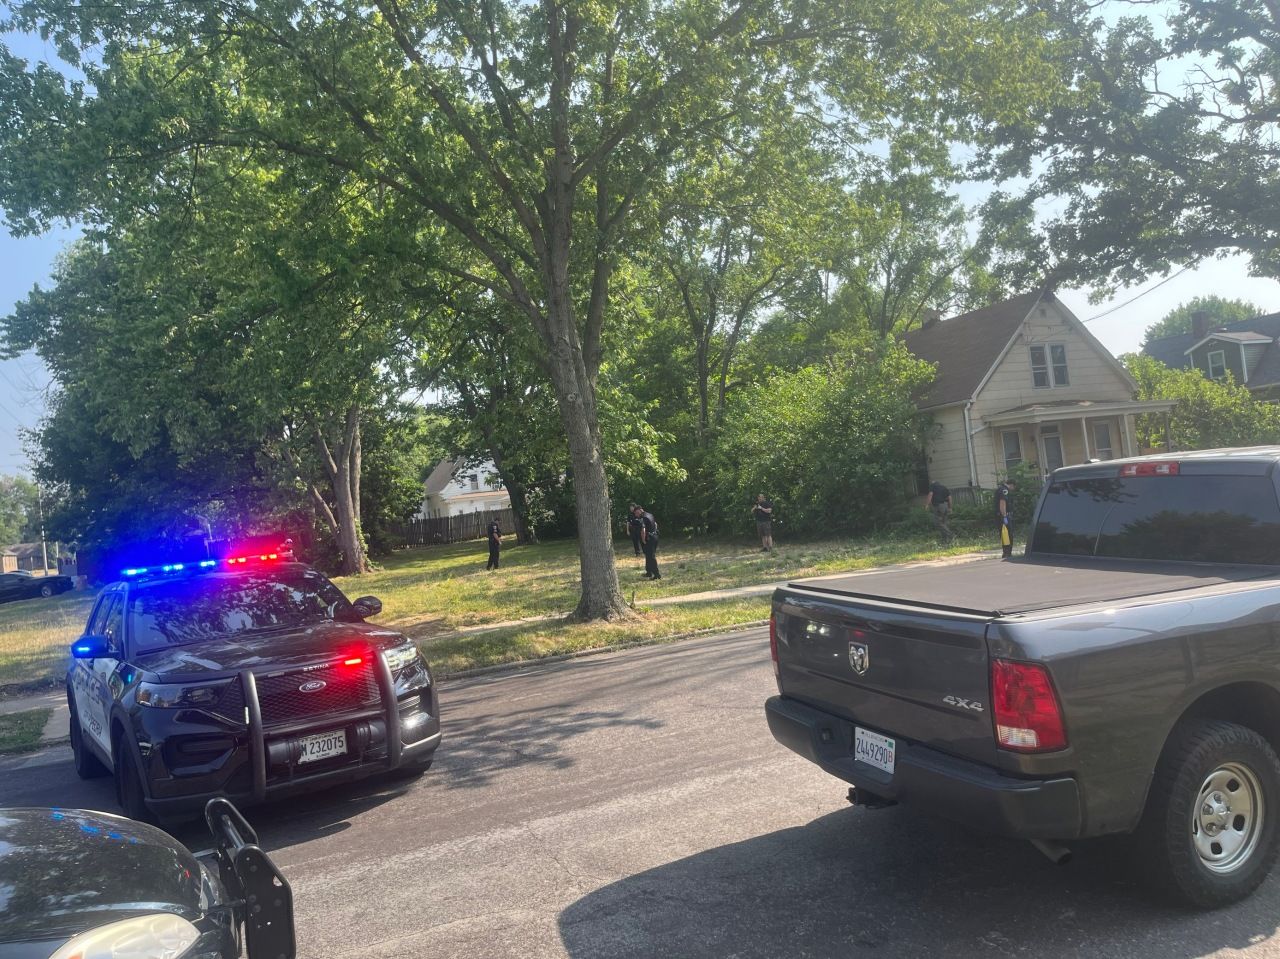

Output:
xmin=765 ymin=695 xmax=1082 ymax=840
xmin=136 ymin=648 xmax=441 ymax=817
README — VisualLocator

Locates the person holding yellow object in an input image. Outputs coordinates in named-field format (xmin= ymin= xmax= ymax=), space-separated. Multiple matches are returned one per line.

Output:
xmin=995 ymin=478 xmax=1016 ymax=559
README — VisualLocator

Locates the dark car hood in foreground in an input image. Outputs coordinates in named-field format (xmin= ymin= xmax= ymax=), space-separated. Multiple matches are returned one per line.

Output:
xmin=134 ymin=619 xmax=411 ymax=680
xmin=0 ymin=808 xmax=202 ymax=946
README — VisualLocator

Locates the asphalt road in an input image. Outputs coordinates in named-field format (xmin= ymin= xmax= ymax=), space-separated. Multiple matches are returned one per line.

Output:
xmin=5 ymin=629 xmax=1280 ymax=958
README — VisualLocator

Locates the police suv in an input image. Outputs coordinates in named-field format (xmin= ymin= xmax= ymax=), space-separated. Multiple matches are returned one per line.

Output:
xmin=66 ymin=551 xmax=440 ymax=821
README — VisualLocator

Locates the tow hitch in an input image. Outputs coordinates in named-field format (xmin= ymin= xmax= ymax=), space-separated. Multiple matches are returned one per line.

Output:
xmin=847 ymin=787 xmax=896 ymax=810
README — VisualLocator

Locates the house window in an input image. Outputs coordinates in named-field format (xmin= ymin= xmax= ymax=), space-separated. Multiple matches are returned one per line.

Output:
xmin=1001 ymin=430 xmax=1023 ymax=470
xmin=1208 ymin=349 xmax=1227 ymax=380
xmin=1030 ymin=346 xmax=1049 ymax=389
xmin=468 ymin=474 xmax=480 ymax=491
xmin=1030 ymin=344 xmax=1069 ymax=388
xmin=1050 ymin=344 xmax=1069 ymax=386
xmin=1092 ymin=422 xmax=1115 ymax=460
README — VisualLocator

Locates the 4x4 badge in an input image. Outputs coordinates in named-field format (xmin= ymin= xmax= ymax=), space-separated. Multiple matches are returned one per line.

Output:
xmin=848 ymin=642 xmax=869 ymax=676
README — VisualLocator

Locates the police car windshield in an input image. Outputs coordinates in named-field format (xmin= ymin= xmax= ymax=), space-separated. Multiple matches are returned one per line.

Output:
xmin=128 ymin=569 xmax=357 ymax=651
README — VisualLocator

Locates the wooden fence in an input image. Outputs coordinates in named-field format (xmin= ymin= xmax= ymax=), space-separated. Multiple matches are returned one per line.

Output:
xmin=393 ymin=508 xmax=516 ymax=546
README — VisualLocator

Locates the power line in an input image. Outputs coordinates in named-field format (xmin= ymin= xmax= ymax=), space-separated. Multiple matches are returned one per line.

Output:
xmin=1082 ymin=267 xmax=1192 ymax=324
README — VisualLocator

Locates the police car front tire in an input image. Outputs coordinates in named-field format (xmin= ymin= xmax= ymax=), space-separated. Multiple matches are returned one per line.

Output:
xmin=69 ymin=703 xmax=108 ymax=780
xmin=113 ymin=737 xmax=155 ymax=824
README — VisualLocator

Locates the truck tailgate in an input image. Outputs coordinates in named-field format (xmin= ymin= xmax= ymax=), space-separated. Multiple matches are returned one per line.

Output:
xmin=773 ymin=589 xmax=997 ymax=766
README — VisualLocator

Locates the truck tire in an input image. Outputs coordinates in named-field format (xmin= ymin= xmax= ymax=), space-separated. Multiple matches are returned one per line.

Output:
xmin=1138 ymin=719 xmax=1280 ymax=908
xmin=69 ymin=703 xmax=108 ymax=780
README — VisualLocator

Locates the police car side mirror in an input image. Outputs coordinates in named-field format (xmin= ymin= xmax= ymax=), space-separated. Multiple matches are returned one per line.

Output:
xmin=352 ymin=596 xmax=382 ymax=619
xmin=71 ymin=634 xmax=112 ymax=659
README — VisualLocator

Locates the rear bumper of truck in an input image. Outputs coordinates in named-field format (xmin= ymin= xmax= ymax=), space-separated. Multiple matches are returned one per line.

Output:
xmin=765 ymin=695 xmax=1081 ymax=840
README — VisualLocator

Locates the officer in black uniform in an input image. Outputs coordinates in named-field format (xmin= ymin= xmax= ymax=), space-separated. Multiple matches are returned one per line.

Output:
xmin=995 ymin=478 xmax=1016 ymax=559
xmin=486 ymin=517 xmax=502 ymax=570
xmin=634 ymin=504 xmax=660 ymax=579
xmin=627 ymin=506 xmax=644 ymax=557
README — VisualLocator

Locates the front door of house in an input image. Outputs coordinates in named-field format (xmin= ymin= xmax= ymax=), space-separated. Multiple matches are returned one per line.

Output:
xmin=1041 ymin=425 xmax=1064 ymax=474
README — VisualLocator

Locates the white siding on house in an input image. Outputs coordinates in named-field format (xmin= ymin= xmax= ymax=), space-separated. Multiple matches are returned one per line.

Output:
xmin=970 ymin=299 xmax=1134 ymax=487
xmin=923 ymin=405 xmax=972 ymax=489
xmin=417 ymin=461 xmax=509 ymax=518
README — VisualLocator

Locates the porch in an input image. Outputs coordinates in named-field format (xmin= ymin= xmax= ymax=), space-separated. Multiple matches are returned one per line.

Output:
xmin=980 ymin=399 xmax=1177 ymax=485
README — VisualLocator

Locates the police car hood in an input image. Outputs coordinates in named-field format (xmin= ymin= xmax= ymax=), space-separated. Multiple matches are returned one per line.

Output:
xmin=0 ymin=808 xmax=202 ymax=946
xmin=134 ymin=620 xmax=410 ymax=680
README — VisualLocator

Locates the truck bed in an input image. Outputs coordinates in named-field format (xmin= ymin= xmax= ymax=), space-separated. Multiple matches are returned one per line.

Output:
xmin=791 ymin=555 xmax=1280 ymax=617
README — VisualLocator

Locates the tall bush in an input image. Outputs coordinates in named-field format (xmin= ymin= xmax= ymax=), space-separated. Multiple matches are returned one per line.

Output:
xmin=1125 ymin=355 xmax=1280 ymax=451
xmin=712 ymin=345 xmax=934 ymax=537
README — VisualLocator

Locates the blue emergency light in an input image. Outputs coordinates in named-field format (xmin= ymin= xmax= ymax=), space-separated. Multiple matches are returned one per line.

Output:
xmin=119 ymin=559 xmax=219 ymax=578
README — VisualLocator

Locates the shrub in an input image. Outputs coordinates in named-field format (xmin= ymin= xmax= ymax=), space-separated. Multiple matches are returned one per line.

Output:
xmin=711 ymin=343 xmax=934 ymax=537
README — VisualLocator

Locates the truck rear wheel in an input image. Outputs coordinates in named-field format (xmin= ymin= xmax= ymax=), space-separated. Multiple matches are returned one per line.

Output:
xmin=1138 ymin=719 xmax=1280 ymax=908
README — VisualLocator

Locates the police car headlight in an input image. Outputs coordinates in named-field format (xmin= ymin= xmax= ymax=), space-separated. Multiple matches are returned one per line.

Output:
xmin=136 ymin=681 xmax=226 ymax=709
xmin=48 ymin=913 xmax=200 ymax=959
xmin=382 ymin=643 xmax=422 ymax=673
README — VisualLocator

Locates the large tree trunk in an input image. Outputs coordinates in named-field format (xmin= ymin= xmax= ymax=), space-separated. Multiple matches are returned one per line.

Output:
xmin=316 ymin=404 xmax=367 ymax=576
xmin=487 ymin=442 xmax=537 ymax=545
xmin=550 ymin=359 xmax=626 ymax=620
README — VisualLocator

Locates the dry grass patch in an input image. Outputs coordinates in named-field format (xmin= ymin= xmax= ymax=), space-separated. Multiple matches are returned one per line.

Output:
xmin=0 ymin=593 xmax=97 ymax=692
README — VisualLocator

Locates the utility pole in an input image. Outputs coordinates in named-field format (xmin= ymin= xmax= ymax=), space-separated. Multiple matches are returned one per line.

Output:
xmin=37 ymin=484 xmax=48 ymax=572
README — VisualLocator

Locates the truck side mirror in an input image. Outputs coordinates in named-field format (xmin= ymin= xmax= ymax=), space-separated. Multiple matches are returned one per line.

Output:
xmin=352 ymin=596 xmax=382 ymax=619
xmin=71 ymin=634 xmax=112 ymax=659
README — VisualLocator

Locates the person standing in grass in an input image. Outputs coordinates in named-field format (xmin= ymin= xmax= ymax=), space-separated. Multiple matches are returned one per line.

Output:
xmin=634 ymin=504 xmax=661 ymax=580
xmin=923 ymin=480 xmax=954 ymax=545
xmin=486 ymin=517 xmax=502 ymax=571
xmin=753 ymin=494 xmax=774 ymax=552
xmin=627 ymin=505 xmax=644 ymax=557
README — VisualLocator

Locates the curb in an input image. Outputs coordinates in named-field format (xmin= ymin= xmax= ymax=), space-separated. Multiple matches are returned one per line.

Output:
xmin=439 ymin=619 xmax=770 ymax=682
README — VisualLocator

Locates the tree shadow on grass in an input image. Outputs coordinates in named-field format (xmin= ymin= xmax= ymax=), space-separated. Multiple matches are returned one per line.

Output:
xmin=559 ymin=804 xmax=1280 ymax=959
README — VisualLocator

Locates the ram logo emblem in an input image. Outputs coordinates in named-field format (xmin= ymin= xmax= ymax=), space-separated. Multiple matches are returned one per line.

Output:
xmin=848 ymin=642 xmax=869 ymax=676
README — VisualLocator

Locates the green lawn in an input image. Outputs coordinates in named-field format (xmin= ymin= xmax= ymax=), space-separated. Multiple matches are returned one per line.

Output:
xmin=0 ymin=532 xmax=986 ymax=691
xmin=0 ymin=592 xmax=97 ymax=692
xmin=334 ymin=532 xmax=988 ymax=674
xmin=0 ymin=707 xmax=53 ymax=754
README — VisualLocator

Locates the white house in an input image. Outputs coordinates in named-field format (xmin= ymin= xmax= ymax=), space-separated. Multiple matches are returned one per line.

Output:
xmin=905 ymin=290 xmax=1177 ymax=491
xmin=416 ymin=457 xmax=510 ymax=518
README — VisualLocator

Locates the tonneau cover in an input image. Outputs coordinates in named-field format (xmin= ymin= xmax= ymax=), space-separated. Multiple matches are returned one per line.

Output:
xmin=789 ymin=556 xmax=1280 ymax=617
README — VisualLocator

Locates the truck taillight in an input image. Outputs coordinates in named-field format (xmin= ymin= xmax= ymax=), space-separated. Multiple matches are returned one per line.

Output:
xmin=990 ymin=659 xmax=1066 ymax=753
xmin=769 ymin=615 xmax=779 ymax=681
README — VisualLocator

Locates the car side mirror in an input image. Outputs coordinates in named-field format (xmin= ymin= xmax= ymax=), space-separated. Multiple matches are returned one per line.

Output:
xmin=71 ymin=634 xmax=113 ymax=659
xmin=352 ymin=596 xmax=382 ymax=619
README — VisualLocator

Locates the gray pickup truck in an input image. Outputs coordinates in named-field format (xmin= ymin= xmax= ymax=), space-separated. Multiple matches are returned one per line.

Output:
xmin=767 ymin=448 xmax=1280 ymax=907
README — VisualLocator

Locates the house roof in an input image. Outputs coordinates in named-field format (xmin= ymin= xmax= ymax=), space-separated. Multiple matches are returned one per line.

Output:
xmin=1183 ymin=330 xmax=1272 ymax=354
xmin=903 ymin=291 xmax=1045 ymax=408
xmin=423 ymin=457 xmax=466 ymax=496
xmin=1144 ymin=312 xmax=1280 ymax=388
xmin=3 ymin=543 xmax=45 ymax=559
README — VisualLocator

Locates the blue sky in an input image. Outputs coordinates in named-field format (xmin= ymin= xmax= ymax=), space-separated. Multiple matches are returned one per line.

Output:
xmin=3 ymin=17 xmax=1280 ymax=477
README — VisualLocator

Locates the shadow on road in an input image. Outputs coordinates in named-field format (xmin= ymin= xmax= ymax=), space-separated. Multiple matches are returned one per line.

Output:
xmin=439 ymin=703 xmax=664 ymax=790
xmin=558 ymin=805 xmax=1280 ymax=958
